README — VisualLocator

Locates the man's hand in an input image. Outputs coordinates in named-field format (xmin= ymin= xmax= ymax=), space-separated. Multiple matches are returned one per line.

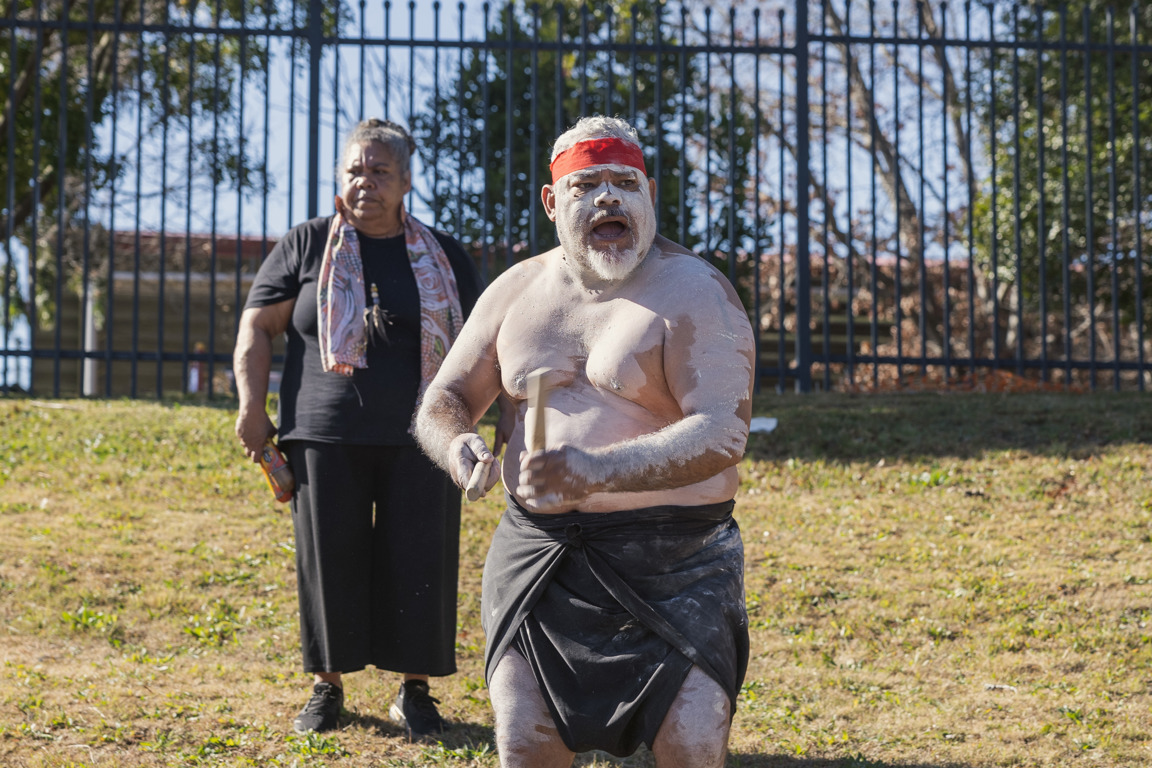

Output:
xmin=515 ymin=445 xmax=595 ymax=513
xmin=236 ymin=409 xmax=276 ymax=462
xmin=448 ymin=432 xmax=502 ymax=499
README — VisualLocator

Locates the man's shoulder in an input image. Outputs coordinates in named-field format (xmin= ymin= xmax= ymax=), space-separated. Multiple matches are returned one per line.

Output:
xmin=641 ymin=236 xmax=731 ymax=289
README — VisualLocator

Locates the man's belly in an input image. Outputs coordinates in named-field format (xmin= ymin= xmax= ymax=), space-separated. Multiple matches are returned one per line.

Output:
xmin=503 ymin=384 xmax=740 ymax=513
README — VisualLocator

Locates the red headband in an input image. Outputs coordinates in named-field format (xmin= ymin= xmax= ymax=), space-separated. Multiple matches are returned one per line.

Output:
xmin=549 ymin=137 xmax=647 ymax=184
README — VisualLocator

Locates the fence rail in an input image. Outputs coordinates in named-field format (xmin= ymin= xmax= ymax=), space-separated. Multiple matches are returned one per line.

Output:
xmin=2 ymin=0 xmax=1149 ymax=397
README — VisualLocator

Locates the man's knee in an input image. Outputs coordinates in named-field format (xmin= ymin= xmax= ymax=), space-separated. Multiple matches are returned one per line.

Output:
xmin=489 ymin=650 xmax=573 ymax=768
xmin=652 ymin=666 xmax=731 ymax=768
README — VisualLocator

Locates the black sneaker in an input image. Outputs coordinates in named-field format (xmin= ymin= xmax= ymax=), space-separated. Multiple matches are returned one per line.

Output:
xmin=293 ymin=681 xmax=343 ymax=734
xmin=389 ymin=680 xmax=447 ymax=740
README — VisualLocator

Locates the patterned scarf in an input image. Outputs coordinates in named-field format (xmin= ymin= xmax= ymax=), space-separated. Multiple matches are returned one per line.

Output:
xmin=317 ymin=205 xmax=465 ymax=397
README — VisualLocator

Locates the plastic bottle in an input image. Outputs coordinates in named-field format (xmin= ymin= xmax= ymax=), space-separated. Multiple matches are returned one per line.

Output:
xmin=259 ymin=438 xmax=295 ymax=503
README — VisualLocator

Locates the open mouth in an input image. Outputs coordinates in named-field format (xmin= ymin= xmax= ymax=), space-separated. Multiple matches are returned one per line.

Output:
xmin=591 ymin=219 xmax=628 ymax=240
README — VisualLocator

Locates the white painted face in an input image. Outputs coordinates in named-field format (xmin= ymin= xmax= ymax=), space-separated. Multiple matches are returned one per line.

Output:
xmin=543 ymin=163 xmax=657 ymax=283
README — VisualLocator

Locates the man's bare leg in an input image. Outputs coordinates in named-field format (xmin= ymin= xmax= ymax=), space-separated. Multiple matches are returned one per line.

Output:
xmin=651 ymin=666 xmax=731 ymax=768
xmin=489 ymin=649 xmax=574 ymax=768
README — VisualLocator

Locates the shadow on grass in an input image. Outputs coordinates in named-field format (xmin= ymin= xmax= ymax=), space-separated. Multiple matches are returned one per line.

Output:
xmin=350 ymin=711 xmax=497 ymax=750
xmin=747 ymin=391 xmax=1152 ymax=464
xmin=730 ymin=757 xmax=965 ymax=768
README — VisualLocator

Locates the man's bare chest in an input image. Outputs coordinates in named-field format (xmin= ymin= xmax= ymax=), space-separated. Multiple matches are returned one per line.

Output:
xmin=496 ymin=299 xmax=671 ymax=409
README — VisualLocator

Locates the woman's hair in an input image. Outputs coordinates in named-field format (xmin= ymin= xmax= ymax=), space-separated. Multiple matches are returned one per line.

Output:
xmin=339 ymin=118 xmax=416 ymax=174
xmin=549 ymin=116 xmax=642 ymax=162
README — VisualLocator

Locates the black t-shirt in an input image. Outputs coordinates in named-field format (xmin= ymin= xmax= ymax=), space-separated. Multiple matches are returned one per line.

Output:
xmin=244 ymin=215 xmax=483 ymax=445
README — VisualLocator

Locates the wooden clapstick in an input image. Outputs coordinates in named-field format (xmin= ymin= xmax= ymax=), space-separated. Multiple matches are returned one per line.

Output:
xmin=524 ymin=367 xmax=552 ymax=453
xmin=464 ymin=460 xmax=489 ymax=502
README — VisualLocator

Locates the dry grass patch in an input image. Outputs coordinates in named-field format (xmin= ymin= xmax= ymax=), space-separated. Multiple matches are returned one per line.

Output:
xmin=1 ymin=393 xmax=1150 ymax=767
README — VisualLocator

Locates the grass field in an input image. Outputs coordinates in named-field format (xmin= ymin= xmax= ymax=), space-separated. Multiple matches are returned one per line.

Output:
xmin=1 ymin=392 xmax=1150 ymax=767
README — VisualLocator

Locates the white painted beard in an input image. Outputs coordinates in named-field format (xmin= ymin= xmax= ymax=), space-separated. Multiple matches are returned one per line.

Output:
xmin=557 ymin=204 xmax=656 ymax=283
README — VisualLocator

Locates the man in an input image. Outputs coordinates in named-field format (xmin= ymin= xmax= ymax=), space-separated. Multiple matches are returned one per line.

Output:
xmin=415 ymin=115 xmax=755 ymax=767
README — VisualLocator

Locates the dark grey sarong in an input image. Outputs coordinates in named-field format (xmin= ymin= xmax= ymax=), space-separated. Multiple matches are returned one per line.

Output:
xmin=481 ymin=495 xmax=749 ymax=756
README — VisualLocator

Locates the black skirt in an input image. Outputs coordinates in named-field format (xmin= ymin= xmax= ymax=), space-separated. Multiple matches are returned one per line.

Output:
xmin=481 ymin=494 xmax=748 ymax=756
xmin=286 ymin=441 xmax=461 ymax=676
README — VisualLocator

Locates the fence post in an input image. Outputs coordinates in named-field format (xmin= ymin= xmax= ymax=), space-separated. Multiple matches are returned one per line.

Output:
xmin=794 ymin=0 xmax=812 ymax=392
xmin=307 ymin=0 xmax=323 ymax=218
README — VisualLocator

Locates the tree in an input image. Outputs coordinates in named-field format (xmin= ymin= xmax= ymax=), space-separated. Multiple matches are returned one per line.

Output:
xmin=0 ymin=0 xmax=344 ymax=345
xmin=409 ymin=0 xmax=761 ymax=289
xmin=974 ymin=0 xmax=1152 ymax=381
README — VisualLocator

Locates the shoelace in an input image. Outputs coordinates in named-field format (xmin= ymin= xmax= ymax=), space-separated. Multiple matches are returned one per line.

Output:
xmin=303 ymin=687 xmax=340 ymax=714
xmin=407 ymin=687 xmax=442 ymax=718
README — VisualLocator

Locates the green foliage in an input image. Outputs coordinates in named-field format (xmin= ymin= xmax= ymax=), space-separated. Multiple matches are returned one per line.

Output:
xmin=0 ymin=0 xmax=309 ymax=325
xmin=411 ymin=0 xmax=762 ymax=281
xmin=973 ymin=1 xmax=1152 ymax=334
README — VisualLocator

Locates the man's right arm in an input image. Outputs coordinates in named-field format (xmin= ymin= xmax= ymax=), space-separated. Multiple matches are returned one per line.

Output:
xmin=234 ymin=301 xmax=293 ymax=461
xmin=415 ymin=263 xmax=527 ymax=491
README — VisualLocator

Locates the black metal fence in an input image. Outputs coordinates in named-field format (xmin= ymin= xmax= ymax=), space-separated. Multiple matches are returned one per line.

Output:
xmin=2 ymin=0 xmax=1150 ymax=397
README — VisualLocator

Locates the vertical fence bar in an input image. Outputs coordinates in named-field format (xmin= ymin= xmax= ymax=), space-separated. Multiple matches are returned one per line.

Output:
xmin=988 ymin=3 xmax=1000 ymax=370
xmin=262 ymin=0 xmax=273 ymax=255
xmin=131 ymin=0 xmax=145 ymax=397
xmin=554 ymin=3 xmax=562 ymax=146
xmin=407 ymin=1 xmax=416 ymax=211
xmin=1035 ymin=3 xmax=1048 ymax=382
xmin=235 ymin=1 xmax=249 ymax=355
xmin=456 ymin=1 xmax=464 ymax=244
xmin=530 ymin=3 xmax=539 ymax=254
xmin=606 ymin=7 xmax=614 ymax=115
xmin=1060 ymin=4 xmax=1071 ymax=385
xmin=795 ymin=0 xmax=812 ymax=392
xmin=307 ymin=0 xmax=322 ymax=218
xmin=1032 ymin=3 xmax=1050 ymax=382
xmin=4 ymin=0 xmax=17 ymax=392
xmin=383 ymin=0 xmax=391 ymax=114
xmin=653 ymin=2 xmax=662 ymax=214
xmin=207 ymin=2 xmax=222 ymax=397
xmin=29 ymin=0 xmax=44 ymax=395
xmin=940 ymin=2 xmax=951 ymax=381
xmin=1083 ymin=7 xmax=1096 ymax=389
xmin=703 ymin=7 xmax=712 ymax=257
xmin=182 ymin=4 xmax=196 ymax=394
xmin=845 ymin=0 xmax=856 ymax=385
xmin=579 ymin=4 xmax=588 ymax=115
xmin=965 ymin=0 xmax=975 ymax=376
xmin=753 ymin=6 xmax=762 ymax=392
xmin=105 ymin=0 xmax=121 ymax=395
xmin=629 ymin=5 xmax=637 ymax=124
xmin=504 ymin=0 xmax=513 ymax=267
xmin=54 ymin=0 xmax=68 ymax=396
xmin=288 ymin=0 xmax=299 ymax=228
xmin=1132 ymin=3 xmax=1145 ymax=391
xmin=1011 ymin=4 xmax=1023 ymax=374
xmin=727 ymin=8 xmax=737 ymax=285
xmin=1106 ymin=7 xmax=1120 ymax=390
xmin=891 ymin=0 xmax=902 ymax=388
xmin=82 ymin=0 xmax=95 ymax=396
xmin=777 ymin=9 xmax=787 ymax=392
xmin=868 ymin=0 xmax=878 ymax=388
xmin=678 ymin=5 xmax=688 ymax=245
xmin=820 ymin=0 xmax=830 ymax=390
xmin=359 ymin=0 xmax=366 ymax=119
xmin=481 ymin=2 xmax=490 ymax=280
xmin=156 ymin=0 xmax=169 ymax=398
xmin=917 ymin=1 xmax=927 ymax=379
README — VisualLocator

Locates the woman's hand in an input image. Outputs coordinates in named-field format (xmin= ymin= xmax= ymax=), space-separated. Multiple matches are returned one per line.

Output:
xmin=236 ymin=409 xmax=276 ymax=462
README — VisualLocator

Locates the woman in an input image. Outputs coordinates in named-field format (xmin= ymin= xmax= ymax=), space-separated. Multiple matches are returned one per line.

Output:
xmin=233 ymin=118 xmax=507 ymax=738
